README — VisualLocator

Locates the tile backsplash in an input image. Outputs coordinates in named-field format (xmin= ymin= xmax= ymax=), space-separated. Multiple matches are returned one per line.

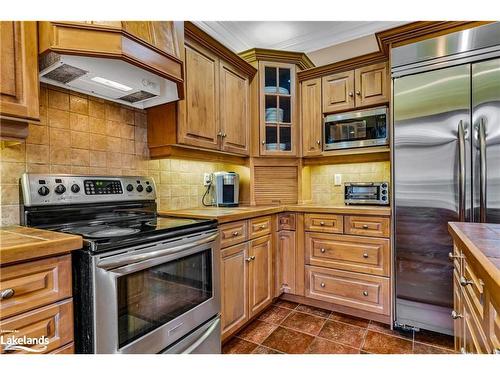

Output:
xmin=0 ymin=84 xmax=248 ymax=225
xmin=309 ymin=161 xmax=390 ymax=205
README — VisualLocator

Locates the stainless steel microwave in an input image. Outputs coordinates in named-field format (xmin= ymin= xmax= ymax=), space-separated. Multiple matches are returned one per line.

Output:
xmin=324 ymin=107 xmax=388 ymax=150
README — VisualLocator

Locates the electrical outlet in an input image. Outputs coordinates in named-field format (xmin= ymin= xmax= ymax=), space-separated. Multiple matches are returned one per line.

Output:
xmin=334 ymin=174 xmax=342 ymax=186
xmin=203 ymin=173 xmax=212 ymax=186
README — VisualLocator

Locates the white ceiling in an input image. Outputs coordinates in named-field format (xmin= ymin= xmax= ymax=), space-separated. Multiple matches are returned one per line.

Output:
xmin=193 ymin=21 xmax=406 ymax=54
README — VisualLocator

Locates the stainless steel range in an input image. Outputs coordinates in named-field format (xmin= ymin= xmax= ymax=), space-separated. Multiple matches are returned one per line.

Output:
xmin=20 ymin=174 xmax=221 ymax=354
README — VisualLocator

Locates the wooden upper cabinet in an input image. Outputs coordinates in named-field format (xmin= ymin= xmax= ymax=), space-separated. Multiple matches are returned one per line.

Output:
xmin=248 ymin=234 xmax=273 ymax=317
xmin=354 ymin=62 xmax=389 ymax=107
xmin=322 ymin=70 xmax=354 ymax=113
xmin=301 ymin=78 xmax=322 ymax=156
xmin=179 ymin=43 xmax=220 ymax=150
xmin=122 ymin=21 xmax=179 ymax=58
xmin=0 ymin=21 xmax=39 ymax=138
xmin=220 ymin=61 xmax=250 ymax=155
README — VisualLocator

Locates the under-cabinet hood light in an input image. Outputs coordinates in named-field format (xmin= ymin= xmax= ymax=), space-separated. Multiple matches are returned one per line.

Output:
xmin=91 ymin=76 xmax=133 ymax=92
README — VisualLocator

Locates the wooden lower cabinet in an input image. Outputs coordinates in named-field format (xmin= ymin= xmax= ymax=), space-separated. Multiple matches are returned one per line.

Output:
xmin=220 ymin=218 xmax=274 ymax=340
xmin=220 ymin=242 xmax=249 ymax=339
xmin=277 ymin=230 xmax=296 ymax=295
xmin=248 ymin=234 xmax=273 ymax=317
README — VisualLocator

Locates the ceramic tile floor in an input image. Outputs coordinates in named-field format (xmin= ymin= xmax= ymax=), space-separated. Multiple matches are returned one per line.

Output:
xmin=222 ymin=299 xmax=456 ymax=354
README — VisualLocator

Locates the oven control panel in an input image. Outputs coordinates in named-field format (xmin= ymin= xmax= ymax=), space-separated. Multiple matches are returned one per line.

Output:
xmin=21 ymin=174 xmax=157 ymax=206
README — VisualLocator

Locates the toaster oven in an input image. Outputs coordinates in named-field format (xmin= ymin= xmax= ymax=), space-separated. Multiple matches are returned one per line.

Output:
xmin=344 ymin=182 xmax=389 ymax=205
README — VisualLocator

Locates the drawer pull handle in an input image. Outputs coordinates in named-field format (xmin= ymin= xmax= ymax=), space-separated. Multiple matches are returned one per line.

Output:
xmin=245 ymin=256 xmax=255 ymax=262
xmin=232 ymin=231 xmax=239 ymax=237
xmin=319 ymin=221 xmax=325 ymax=226
xmin=448 ymin=252 xmax=458 ymax=261
xmin=451 ymin=310 xmax=463 ymax=320
xmin=0 ymin=288 xmax=15 ymax=300
xmin=259 ymin=224 xmax=267 ymax=229
xmin=460 ymin=277 xmax=473 ymax=287
xmin=320 ymin=248 xmax=326 ymax=253
xmin=320 ymin=282 xmax=326 ymax=288
xmin=362 ymin=224 xmax=369 ymax=229
xmin=362 ymin=291 xmax=368 ymax=296
xmin=363 ymin=253 xmax=369 ymax=258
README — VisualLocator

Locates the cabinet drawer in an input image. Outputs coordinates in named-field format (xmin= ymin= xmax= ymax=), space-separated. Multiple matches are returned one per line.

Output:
xmin=344 ymin=215 xmax=390 ymax=238
xmin=278 ymin=213 xmax=296 ymax=231
xmin=304 ymin=214 xmax=343 ymax=234
xmin=219 ymin=220 xmax=248 ymax=248
xmin=0 ymin=299 xmax=73 ymax=354
xmin=0 ymin=255 xmax=72 ymax=319
xmin=249 ymin=216 xmax=272 ymax=239
xmin=462 ymin=259 xmax=485 ymax=322
xmin=305 ymin=233 xmax=390 ymax=276
xmin=305 ymin=265 xmax=390 ymax=315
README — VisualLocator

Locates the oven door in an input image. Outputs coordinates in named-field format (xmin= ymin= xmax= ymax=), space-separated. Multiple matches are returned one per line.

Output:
xmin=92 ymin=230 xmax=220 ymax=354
xmin=323 ymin=107 xmax=388 ymax=150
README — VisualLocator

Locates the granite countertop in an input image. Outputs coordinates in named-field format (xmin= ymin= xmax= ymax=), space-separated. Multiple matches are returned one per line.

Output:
xmin=0 ymin=226 xmax=83 ymax=266
xmin=158 ymin=204 xmax=391 ymax=224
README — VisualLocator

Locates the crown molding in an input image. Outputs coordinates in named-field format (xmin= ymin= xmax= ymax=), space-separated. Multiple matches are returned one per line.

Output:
xmin=298 ymin=21 xmax=491 ymax=82
xmin=238 ymin=48 xmax=315 ymax=71
xmin=184 ymin=22 xmax=257 ymax=77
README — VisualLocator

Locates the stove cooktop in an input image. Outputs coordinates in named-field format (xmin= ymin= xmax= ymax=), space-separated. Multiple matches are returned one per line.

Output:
xmin=56 ymin=216 xmax=217 ymax=252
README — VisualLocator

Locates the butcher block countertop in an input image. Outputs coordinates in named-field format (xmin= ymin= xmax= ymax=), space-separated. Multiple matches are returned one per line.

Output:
xmin=158 ymin=204 xmax=391 ymax=224
xmin=448 ymin=222 xmax=500 ymax=293
xmin=0 ymin=226 xmax=82 ymax=266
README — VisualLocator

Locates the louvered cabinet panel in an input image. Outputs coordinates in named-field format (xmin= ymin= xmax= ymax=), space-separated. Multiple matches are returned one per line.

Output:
xmin=253 ymin=166 xmax=298 ymax=205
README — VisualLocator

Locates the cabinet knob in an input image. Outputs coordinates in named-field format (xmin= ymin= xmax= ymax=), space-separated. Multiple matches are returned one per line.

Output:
xmin=319 ymin=221 xmax=325 ymax=226
xmin=448 ymin=252 xmax=459 ymax=261
xmin=316 ymin=140 xmax=321 ymax=145
xmin=262 ymin=141 xmax=265 ymax=145
xmin=0 ymin=288 xmax=15 ymax=300
xmin=363 ymin=291 xmax=369 ymax=296
xmin=460 ymin=276 xmax=473 ymax=287
xmin=232 ymin=231 xmax=239 ymax=236
xmin=348 ymin=92 xmax=354 ymax=97
xmin=320 ymin=282 xmax=325 ymax=288
xmin=362 ymin=224 xmax=369 ymax=229
xmin=451 ymin=310 xmax=463 ymax=320
xmin=259 ymin=224 xmax=267 ymax=229
xmin=246 ymin=256 xmax=255 ymax=262
xmin=363 ymin=253 xmax=369 ymax=258
xmin=217 ymin=131 xmax=222 ymax=137
xmin=320 ymin=248 xmax=326 ymax=253
xmin=356 ymin=91 xmax=361 ymax=96
xmin=222 ymin=133 xmax=227 ymax=138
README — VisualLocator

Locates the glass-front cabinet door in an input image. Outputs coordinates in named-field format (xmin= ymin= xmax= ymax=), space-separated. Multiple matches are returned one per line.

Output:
xmin=260 ymin=62 xmax=296 ymax=156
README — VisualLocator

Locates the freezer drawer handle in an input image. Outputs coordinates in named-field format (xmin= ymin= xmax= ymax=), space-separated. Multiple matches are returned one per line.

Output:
xmin=458 ymin=120 xmax=466 ymax=222
xmin=460 ymin=277 xmax=473 ymax=287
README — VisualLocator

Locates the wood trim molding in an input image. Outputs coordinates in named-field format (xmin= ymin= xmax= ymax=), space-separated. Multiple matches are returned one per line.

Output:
xmin=184 ymin=22 xmax=257 ymax=78
xmin=238 ymin=48 xmax=315 ymax=70
xmin=298 ymin=21 xmax=490 ymax=82
xmin=303 ymin=146 xmax=390 ymax=166
xmin=148 ymin=144 xmax=248 ymax=165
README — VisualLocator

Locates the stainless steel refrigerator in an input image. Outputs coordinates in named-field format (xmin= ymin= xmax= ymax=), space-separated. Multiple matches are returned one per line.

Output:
xmin=391 ymin=22 xmax=500 ymax=335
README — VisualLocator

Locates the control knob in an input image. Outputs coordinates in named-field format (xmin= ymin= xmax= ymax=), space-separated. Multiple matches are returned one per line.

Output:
xmin=38 ymin=186 xmax=50 ymax=196
xmin=126 ymin=184 xmax=134 ymax=192
xmin=71 ymin=184 xmax=80 ymax=193
xmin=54 ymin=184 xmax=66 ymax=195
xmin=146 ymin=186 xmax=153 ymax=193
xmin=136 ymin=185 xmax=144 ymax=192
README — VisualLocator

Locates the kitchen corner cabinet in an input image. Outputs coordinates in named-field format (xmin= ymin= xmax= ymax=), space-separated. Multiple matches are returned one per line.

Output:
xmin=277 ymin=230 xmax=296 ymax=295
xmin=259 ymin=62 xmax=297 ymax=156
xmin=301 ymin=78 xmax=322 ymax=156
xmin=322 ymin=62 xmax=389 ymax=114
xmin=0 ymin=21 xmax=39 ymax=139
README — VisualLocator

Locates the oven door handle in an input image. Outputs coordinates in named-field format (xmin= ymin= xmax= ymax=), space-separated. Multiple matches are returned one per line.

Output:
xmin=182 ymin=317 xmax=220 ymax=354
xmin=96 ymin=232 xmax=219 ymax=271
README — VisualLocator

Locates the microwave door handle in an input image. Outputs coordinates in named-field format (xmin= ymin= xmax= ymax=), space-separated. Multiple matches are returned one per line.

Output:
xmin=458 ymin=120 xmax=466 ymax=222
xmin=97 ymin=232 xmax=219 ymax=271
xmin=478 ymin=118 xmax=487 ymax=222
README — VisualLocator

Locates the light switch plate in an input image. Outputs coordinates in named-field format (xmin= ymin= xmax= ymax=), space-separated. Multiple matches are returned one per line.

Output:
xmin=334 ymin=174 xmax=342 ymax=186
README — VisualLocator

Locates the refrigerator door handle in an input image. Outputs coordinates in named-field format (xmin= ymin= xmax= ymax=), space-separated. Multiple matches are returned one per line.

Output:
xmin=478 ymin=118 xmax=487 ymax=222
xmin=458 ymin=120 xmax=466 ymax=222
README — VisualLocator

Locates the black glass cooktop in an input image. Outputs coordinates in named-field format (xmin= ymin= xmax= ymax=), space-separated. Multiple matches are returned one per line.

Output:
xmin=57 ymin=216 xmax=217 ymax=252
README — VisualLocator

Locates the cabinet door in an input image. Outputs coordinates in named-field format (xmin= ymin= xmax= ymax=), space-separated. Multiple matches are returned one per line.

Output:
xmin=322 ymin=70 xmax=354 ymax=113
xmin=220 ymin=61 xmax=249 ymax=155
xmin=150 ymin=21 xmax=179 ymax=57
xmin=179 ymin=43 xmax=220 ymax=150
xmin=248 ymin=234 xmax=273 ymax=317
xmin=0 ymin=22 xmax=39 ymax=125
xmin=301 ymin=78 xmax=322 ymax=156
xmin=278 ymin=230 xmax=296 ymax=295
xmin=122 ymin=21 xmax=154 ymax=45
xmin=354 ymin=62 xmax=389 ymax=107
xmin=220 ymin=243 xmax=248 ymax=339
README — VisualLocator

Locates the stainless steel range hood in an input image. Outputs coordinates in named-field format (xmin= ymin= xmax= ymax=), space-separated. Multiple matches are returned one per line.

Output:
xmin=39 ymin=52 xmax=180 ymax=109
